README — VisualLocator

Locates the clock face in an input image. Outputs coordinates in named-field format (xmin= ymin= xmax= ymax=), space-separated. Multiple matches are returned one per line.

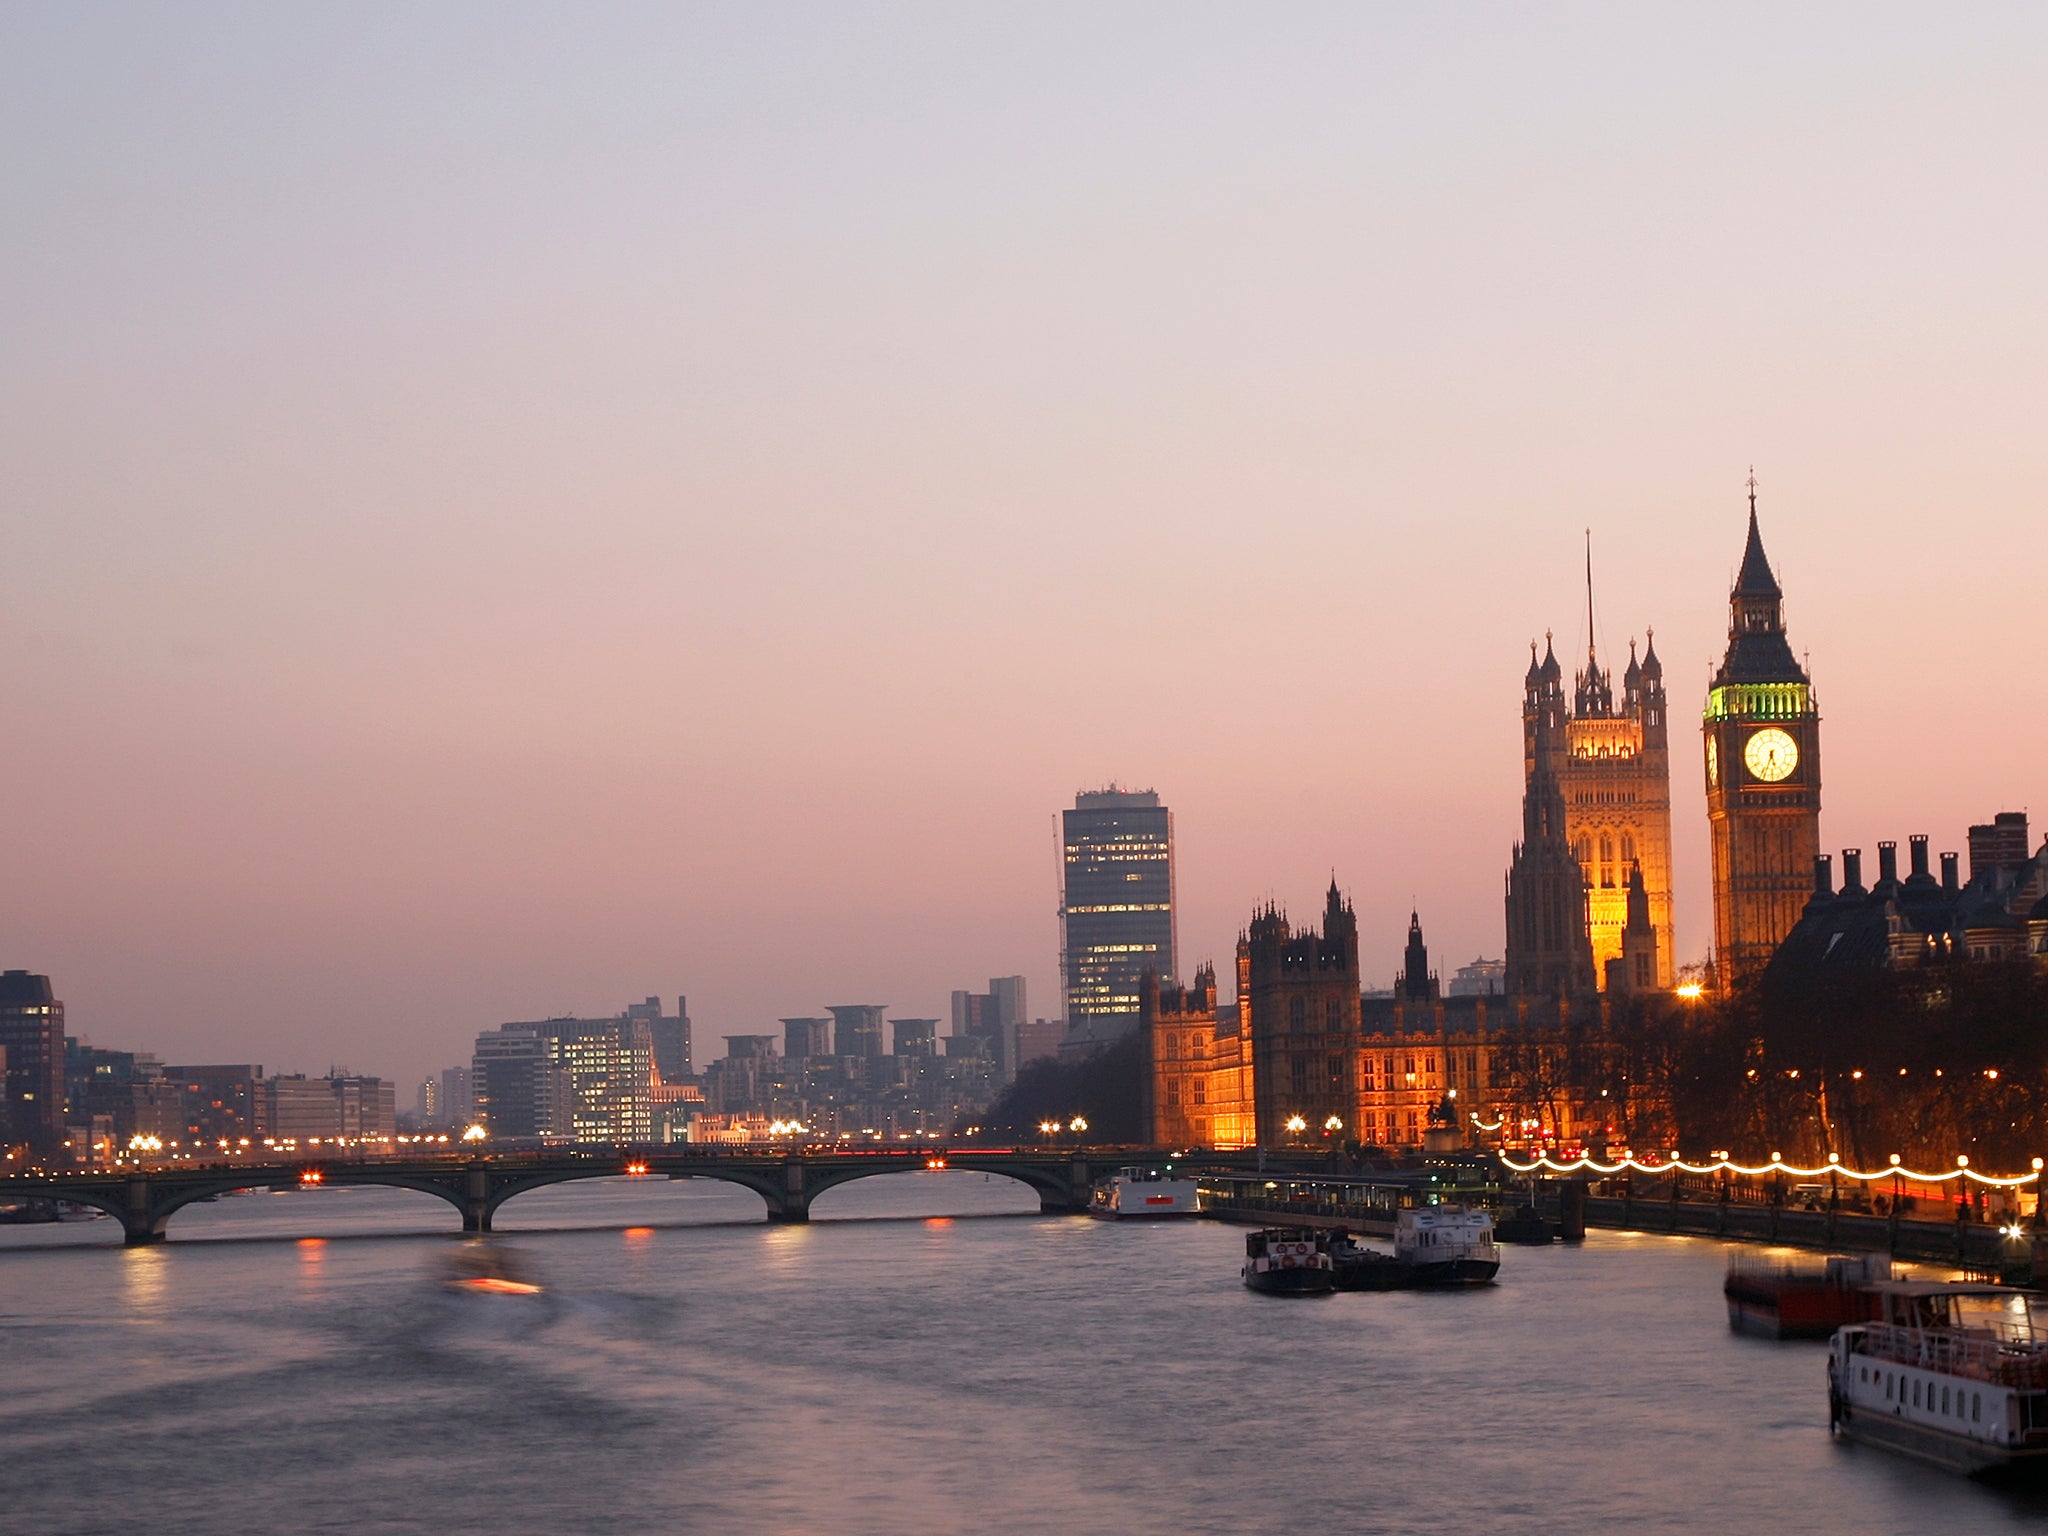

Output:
xmin=1706 ymin=736 xmax=1718 ymax=787
xmin=1743 ymin=726 xmax=1799 ymax=783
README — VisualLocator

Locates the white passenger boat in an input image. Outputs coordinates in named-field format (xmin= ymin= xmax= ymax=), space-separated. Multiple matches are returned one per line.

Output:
xmin=1828 ymin=1281 xmax=2048 ymax=1477
xmin=1088 ymin=1166 xmax=1199 ymax=1219
xmin=1392 ymin=1205 xmax=1500 ymax=1285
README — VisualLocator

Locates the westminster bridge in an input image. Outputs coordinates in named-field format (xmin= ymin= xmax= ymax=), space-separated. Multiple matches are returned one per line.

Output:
xmin=0 ymin=1145 xmax=1324 ymax=1247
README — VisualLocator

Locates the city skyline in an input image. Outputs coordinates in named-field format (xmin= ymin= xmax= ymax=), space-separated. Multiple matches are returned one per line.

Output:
xmin=4 ymin=9 xmax=2045 ymax=1090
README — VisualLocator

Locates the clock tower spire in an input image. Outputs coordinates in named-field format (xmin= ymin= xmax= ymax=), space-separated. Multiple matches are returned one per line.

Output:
xmin=1704 ymin=476 xmax=1822 ymax=991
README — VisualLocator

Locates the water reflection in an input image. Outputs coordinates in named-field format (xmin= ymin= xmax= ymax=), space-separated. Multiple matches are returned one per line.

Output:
xmin=10 ymin=1181 xmax=2048 ymax=1536
xmin=119 ymin=1244 xmax=166 ymax=1320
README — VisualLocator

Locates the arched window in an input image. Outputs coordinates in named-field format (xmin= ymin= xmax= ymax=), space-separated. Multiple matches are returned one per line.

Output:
xmin=1620 ymin=832 xmax=1636 ymax=864
xmin=1325 ymin=999 xmax=1341 ymax=1032
xmin=1289 ymin=997 xmax=1306 ymax=1033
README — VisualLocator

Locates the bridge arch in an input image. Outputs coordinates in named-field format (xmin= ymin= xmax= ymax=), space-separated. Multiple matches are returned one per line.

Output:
xmin=141 ymin=1173 xmax=472 ymax=1242
xmin=799 ymin=1157 xmax=1080 ymax=1216
xmin=479 ymin=1166 xmax=793 ymax=1227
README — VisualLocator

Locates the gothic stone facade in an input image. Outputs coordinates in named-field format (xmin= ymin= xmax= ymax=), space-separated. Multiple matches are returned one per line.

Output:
xmin=1146 ymin=899 xmax=1638 ymax=1154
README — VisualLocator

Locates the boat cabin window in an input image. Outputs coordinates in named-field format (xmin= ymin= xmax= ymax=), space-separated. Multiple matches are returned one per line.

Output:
xmin=1884 ymin=1374 xmax=1892 ymax=1400
xmin=1973 ymin=1393 xmax=1982 ymax=1423
xmin=1941 ymin=1386 xmax=1950 ymax=1414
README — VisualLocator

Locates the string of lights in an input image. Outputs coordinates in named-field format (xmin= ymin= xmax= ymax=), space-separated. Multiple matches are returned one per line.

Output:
xmin=1498 ymin=1152 xmax=2046 ymax=1187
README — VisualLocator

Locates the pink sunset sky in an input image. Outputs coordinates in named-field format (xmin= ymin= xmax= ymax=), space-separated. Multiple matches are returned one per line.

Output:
xmin=3 ymin=7 xmax=2043 ymax=1089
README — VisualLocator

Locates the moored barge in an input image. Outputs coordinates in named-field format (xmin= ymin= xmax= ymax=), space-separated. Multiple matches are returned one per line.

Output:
xmin=1726 ymin=1252 xmax=1890 ymax=1339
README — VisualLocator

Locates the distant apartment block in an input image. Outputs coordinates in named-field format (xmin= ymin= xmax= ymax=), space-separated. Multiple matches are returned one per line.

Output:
xmin=951 ymin=976 xmax=1029 ymax=1079
xmin=627 ymin=995 xmax=692 ymax=1082
xmin=828 ymin=1004 xmax=886 ymax=1060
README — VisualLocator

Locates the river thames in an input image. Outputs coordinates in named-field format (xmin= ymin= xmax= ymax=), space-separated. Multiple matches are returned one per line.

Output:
xmin=4 ymin=1171 xmax=2046 ymax=1535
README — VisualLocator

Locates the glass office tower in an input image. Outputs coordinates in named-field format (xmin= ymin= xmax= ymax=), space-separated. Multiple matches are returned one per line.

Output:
xmin=1060 ymin=788 xmax=1176 ymax=1045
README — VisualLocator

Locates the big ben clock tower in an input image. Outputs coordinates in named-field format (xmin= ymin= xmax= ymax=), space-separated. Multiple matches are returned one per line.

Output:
xmin=1705 ymin=478 xmax=1821 ymax=990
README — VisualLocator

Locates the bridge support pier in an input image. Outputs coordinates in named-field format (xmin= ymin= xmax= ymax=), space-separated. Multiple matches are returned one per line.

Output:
xmin=122 ymin=1176 xmax=167 ymax=1247
xmin=464 ymin=1166 xmax=492 ymax=1234
xmin=767 ymin=1160 xmax=810 ymax=1223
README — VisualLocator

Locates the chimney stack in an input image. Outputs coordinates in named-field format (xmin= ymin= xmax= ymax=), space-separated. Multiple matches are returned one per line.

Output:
xmin=1941 ymin=852 xmax=1960 ymax=892
xmin=1812 ymin=853 xmax=1834 ymax=899
xmin=1909 ymin=835 xmax=1930 ymax=882
xmin=1841 ymin=848 xmax=1864 ymax=894
xmin=1877 ymin=841 xmax=1899 ymax=887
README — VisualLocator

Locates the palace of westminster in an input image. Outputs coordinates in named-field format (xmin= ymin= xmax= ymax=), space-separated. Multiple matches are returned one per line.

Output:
xmin=1143 ymin=488 xmax=2048 ymax=1153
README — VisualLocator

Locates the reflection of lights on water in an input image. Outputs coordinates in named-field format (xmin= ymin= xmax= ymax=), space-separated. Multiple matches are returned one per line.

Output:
xmin=623 ymin=1226 xmax=655 ymax=1242
xmin=121 ymin=1245 xmax=167 ymax=1313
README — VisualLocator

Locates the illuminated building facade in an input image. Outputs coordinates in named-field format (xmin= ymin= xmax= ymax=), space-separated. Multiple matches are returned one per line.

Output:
xmin=1143 ymin=963 xmax=1254 ymax=1149
xmin=1705 ymin=487 xmax=1823 ymax=989
xmin=1060 ymin=788 xmax=1176 ymax=1047
xmin=1520 ymin=548 xmax=1675 ymax=990
xmin=1605 ymin=861 xmax=1661 ymax=995
xmin=547 ymin=1016 xmax=654 ymax=1142
xmin=1146 ymin=907 xmax=1625 ymax=1153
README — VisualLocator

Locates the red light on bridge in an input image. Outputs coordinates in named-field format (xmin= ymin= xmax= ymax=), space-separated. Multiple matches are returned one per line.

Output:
xmin=925 ymin=1157 xmax=948 ymax=1170
xmin=625 ymin=1162 xmax=649 ymax=1176
xmin=300 ymin=1170 xmax=324 ymax=1186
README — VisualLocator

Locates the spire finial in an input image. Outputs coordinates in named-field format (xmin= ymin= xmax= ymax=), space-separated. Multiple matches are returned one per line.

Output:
xmin=1584 ymin=528 xmax=1596 ymax=662
xmin=1747 ymin=465 xmax=1758 ymax=515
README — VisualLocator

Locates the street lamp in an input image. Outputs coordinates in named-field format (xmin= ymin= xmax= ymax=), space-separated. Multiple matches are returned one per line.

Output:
xmin=462 ymin=1124 xmax=487 ymax=1143
xmin=1068 ymin=1116 xmax=1089 ymax=1138
xmin=1323 ymin=1116 xmax=1343 ymax=1137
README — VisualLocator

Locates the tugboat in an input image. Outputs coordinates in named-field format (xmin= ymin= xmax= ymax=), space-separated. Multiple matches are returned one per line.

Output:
xmin=1089 ymin=1166 xmax=1199 ymax=1219
xmin=1726 ymin=1251 xmax=1890 ymax=1339
xmin=1828 ymin=1281 xmax=2048 ymax=1476
xmin=1242 ymin=1228 xmax=1336 ymax=1295
xmin=1393 ymin=1205 xmax=1500 ymax=1285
